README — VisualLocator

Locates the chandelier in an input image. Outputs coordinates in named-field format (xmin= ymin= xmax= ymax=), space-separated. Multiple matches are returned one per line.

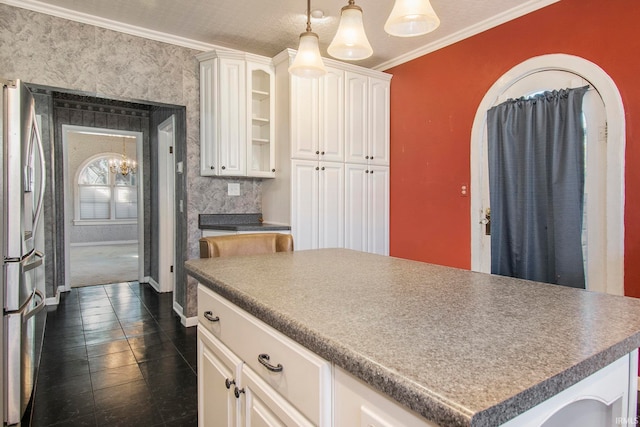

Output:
xmin=109 ymin=137 xmax=137 ymax=176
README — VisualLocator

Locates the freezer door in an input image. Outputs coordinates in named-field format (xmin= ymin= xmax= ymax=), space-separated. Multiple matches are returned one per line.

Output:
xmin=3 ymin=80 xmax=45 ymax=261
xmin=4 ymin=288 xmax=45 ymax=426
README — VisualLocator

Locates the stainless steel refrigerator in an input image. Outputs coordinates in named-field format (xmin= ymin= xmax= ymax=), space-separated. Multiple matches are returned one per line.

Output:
xmin=1 ymin=79 xmax=47 ymax=426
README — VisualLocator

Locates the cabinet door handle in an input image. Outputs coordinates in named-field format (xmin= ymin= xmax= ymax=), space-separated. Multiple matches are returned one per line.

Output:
xmin=316 ymin=150 xmax=320 ymax=155
xmin=225 ymin=378 xmax=235 ymax=389
xmin=203 ymin=310 xmax=219 ymax=322
xmin=272 ymin=168 xmax=276 ymax=172
xmin=234 ymin=386 xmax=245 ymax=398
xmin=258 ymin=353 xmax=283 ymax=372
xmin=365 ymin=155 xmax=369 ymax=159
xmin=321 ymin=151 xmax=325 ymax=155
xmin=370 ymin=156 xmax=374 ymax=160
xmin=315 ymin=166 xmax=319 ymax=171
xmin=221 ymin=166 xmax=226 ymax=170
xmin=321 ymin=167 xmax=325 ymax=171
xmin=210 ymin=166 xmax=214 ymax=170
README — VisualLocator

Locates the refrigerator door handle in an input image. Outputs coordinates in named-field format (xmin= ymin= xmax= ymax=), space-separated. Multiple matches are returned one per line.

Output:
xmin=30 ymin=104 xmax=45 ymax=237
xmin=21 ymin=251 xmax=44 ymax=273
xmin=22 ymin=289 xmax=45 ymax=322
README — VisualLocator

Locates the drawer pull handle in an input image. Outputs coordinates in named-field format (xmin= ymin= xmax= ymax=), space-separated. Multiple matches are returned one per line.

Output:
xmin=225 ymin=378 xmax=235 ymax=389
xmin=204 ymin=311 xmax=219 ymax=322
xmin=234 ymin=386 xmax=245 ymax=398
xmin=258 ymin=353 xmax=283 ymax=372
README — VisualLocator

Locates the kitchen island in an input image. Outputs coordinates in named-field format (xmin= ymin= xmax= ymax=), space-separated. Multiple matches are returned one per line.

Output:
xmin=185 ymin=249 xmax=640 ymax=426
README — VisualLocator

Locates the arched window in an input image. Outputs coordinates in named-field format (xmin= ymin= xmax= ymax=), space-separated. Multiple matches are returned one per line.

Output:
xmin=75 ymin=154 xmax=137 ymax=223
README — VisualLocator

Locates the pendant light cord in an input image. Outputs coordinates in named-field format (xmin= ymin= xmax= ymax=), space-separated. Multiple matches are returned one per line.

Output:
xmin=306 ymin=0 xmax=311 ymax=32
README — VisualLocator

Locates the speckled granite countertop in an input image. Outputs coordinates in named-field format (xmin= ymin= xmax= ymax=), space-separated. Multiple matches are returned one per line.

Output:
xmin=185 ymin=249 xmax=640 ymax=427
xmin=199 ymin=213 xmax=290 ymax=232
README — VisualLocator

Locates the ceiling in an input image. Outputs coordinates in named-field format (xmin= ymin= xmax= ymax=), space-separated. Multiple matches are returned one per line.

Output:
xmin=6 ymin=0 xmax=559 ymax=70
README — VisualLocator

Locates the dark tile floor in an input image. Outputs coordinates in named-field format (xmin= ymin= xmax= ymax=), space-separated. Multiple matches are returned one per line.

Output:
xmin=32 ymin=282 xmax=198 ymax=427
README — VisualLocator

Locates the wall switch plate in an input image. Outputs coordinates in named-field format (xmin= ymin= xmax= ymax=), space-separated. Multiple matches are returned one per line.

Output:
xmin=228 ymin=183 xmax=240 ymax=196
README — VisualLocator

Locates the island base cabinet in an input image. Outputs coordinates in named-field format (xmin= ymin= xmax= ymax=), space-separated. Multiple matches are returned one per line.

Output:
xmin=334 ymin=367 xmax=437 ymax=427
xmin=502 ymin=350 xmax=637 ymax=427
xmin=197 ymin=327 xmax=243 ymax=427
xmin=242 ymin=364 xmax=315 ymax=427
xmin=198 ymin=285 xmax=332 ymax=427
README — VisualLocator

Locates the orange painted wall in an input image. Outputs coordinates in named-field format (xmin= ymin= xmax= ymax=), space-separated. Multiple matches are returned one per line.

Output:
xmin=387 ymin=0 xmax=640 ymax=296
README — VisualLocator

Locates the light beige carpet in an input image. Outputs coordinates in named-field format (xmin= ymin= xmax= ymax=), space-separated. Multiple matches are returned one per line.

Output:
xmin=70 ymin=243 xmax=139 ymax=287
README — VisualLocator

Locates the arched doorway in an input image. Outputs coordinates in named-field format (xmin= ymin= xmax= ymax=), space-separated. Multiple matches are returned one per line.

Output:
xmin=470 ymin=54 xmax=625 ymax=295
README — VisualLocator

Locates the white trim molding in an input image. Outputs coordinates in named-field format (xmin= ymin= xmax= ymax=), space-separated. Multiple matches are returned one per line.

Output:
xmin=470 ymin=54 xmax=626 ymax=296
xmin=0 ymin=0 xmax=230 ymax=53
xmin=2 ymin=0 xmax=559 ymax=72
xmin=374 ymin=0 xmax=560 ymax=71
xmin=173 ymin=301 xmax=198 ymax=328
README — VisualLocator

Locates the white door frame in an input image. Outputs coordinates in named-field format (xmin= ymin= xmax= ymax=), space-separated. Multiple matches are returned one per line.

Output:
xmin=470 ymin=54 xmax=626 ymax=295
xmin=62 ymin=125 xmax=145 ymax=290
xmin=157 ymin=116 xmax=176 ymax=294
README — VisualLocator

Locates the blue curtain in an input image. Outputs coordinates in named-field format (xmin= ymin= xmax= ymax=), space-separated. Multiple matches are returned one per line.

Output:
xmin=487 ymin=86 xmax=588 ymax=288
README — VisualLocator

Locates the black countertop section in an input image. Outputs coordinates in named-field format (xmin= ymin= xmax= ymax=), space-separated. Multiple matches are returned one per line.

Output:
xmin=199 ymin=213 xmax=290 ymax=232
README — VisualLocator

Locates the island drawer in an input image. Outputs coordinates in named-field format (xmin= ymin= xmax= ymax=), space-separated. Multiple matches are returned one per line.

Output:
xmin=197 ymin=285 xmax=332 ymax=426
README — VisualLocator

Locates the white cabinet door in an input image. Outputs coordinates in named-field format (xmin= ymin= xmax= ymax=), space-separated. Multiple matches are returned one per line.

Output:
xmin=369 ymin=77 xmax=390 ymax=166
xmin=291 ymin=160 xmax=319 ymax=251
xmin=291 ymin=160 xmax=344 ymax=251
xmin=217 ymin=57 xmax=247 ymax=176
xmin=198 ymin=327 xmax=243 ymax=427
xmin=291 ymin=77 xmax=320 ymax=161
xmin=344 ymin=163 xmax=368 ymax=253
xmin=344 ymin=73 xmax=391 ymax=166
xmin=200 ymin=59 xmax=217 ymax=176
xmin=344 ymin=72 xmax=369 ymax=165
xmin=344 ymin=164 xmax=389 ymax=255
xmin=241 ymin=364 xmax=314 ymax=427
xmin=320 ymin=67 xmax=345 ymax=163
xmin=318 ymin=161 xmax=344 ymax=249
xmin=368 ymin=166 xmax=389 ymax=255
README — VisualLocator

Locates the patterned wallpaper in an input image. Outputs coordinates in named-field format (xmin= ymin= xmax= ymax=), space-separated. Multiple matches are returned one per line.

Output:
xmin=0 ymin=3 xmax=262 ymax=317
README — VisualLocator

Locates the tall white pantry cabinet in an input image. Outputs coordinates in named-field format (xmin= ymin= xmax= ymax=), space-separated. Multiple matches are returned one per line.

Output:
xmin=263 ymin=49 xmax=392 ymax=255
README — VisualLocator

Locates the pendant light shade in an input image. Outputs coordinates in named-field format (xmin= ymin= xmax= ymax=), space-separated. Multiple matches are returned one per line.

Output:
xmin=289 ymin=32 xmax=326 ymax=78
xmin=289 ymin=0 xmax=327 ymax=78
xmin=327 ymin=0 xmax=372 ymax=61
xmin=384 ymin=0 xmax=440 ymax=37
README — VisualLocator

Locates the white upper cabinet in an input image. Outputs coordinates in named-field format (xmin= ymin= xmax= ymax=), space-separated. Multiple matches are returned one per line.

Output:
xmin=198 ymin=50 xmax=275 ymax=178
xmin=345 ymin=73 xmax=391 ymax=166
xmin=291 ymin=66 xmax=344 ymax=162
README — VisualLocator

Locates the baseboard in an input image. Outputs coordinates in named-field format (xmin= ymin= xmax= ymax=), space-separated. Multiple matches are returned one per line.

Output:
xmin=45 ymin=289 xmax=61 ymax=306
xmin=70 ymin=240 xmax=138 ymax=247
xmin=173 ymin=300 xmax=198 ymax=328
xmin=147 ymin=277 xmax=160 ymax=292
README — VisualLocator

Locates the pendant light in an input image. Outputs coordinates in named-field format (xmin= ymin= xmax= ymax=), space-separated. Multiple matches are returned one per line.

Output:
xmin=384 ymin=0 xmax=440 ymax=37
xmin=289 ymin=0 xmax=326 ymax=78
xmin=327 ymin=0 xmax=372 ymax=61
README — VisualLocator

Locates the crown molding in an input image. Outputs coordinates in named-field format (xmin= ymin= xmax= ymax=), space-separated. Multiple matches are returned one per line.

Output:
xmin=0 ymin=0 xmax=226 ymax=53
xmin=373 ymin=0 xmax=561 ymax=71
xmin=3 ymin=0 xmax=560 ymax=72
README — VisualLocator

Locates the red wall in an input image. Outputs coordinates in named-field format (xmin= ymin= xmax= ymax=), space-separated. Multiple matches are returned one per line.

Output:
xmin=387 ymin=0 xmax=640 ymax=296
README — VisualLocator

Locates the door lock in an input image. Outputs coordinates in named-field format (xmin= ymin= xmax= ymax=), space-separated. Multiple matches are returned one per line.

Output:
xmin=480 ymin=208 xmax=491 ymax=236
